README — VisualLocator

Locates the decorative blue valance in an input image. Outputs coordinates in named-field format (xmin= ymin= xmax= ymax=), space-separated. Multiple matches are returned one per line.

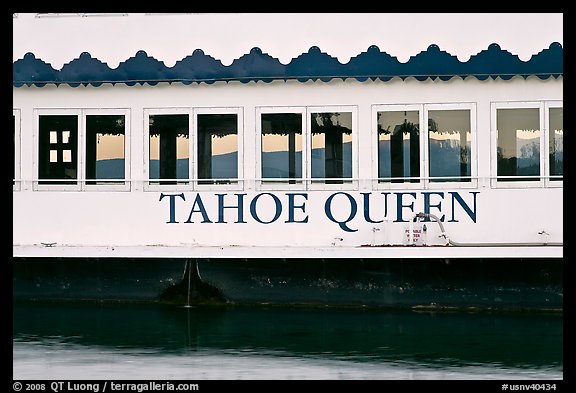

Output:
xmin=13 ymin=42 xmax=563 ymax=87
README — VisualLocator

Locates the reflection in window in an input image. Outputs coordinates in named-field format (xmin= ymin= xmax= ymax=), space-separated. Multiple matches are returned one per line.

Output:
xmin=86 ymin=115 xmax=125 ymax=185
xmin=377 ymin=111 xmax=419 ymax=183
xmin=261 ymin=113 xmax=302 ymax=184
xmin=197 ymin=114 xmax=238 ymax=184
xmin=38 ymin=115 xmax=78 ymax=184
xmin=497 ymin=108 xmax=540 ymax=181
xmin=311 ymin=112 xmax=352 ymax=184
xmin=549 ymin=108 xmax=563 ymax=181
xmin=428 ymin=110 xmax=471 ymax=182
xmin=149 ymin=114 xmax=189 ymax=185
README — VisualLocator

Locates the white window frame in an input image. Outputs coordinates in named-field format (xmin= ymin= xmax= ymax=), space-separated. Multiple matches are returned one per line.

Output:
xmin=33 ymin=108 xmax=131 ymax=192
xmin=143 ymin=107 xmax=192 ymax=192
xmin=491 ymin=101 xmax=545 ymax=189
xmin=306 ymin=105 xmax=358 ymax=191
xmin=83 ymin=108 xmax=131 ymax=192
xmin=33 ymin=108 xmax=82 ymax=191
xmin=255 ymin=106 xmax=307 ymax=191
xmin=193 ymin=107 xmax=244 ymax=192
xmin=371 ymin=103 xmax=424 ymax=190
xmin=372 ymin=103 xmax=477 ymax=190
xmin=544 ymin=100 xmax=563 ymax=188
xmin=144 ymin=106 xmax=244 ymax=192
xmin=423 ymin=102 xmax=477 ymax=190
xmin=13 ymin=109 xmax=21 ymax=191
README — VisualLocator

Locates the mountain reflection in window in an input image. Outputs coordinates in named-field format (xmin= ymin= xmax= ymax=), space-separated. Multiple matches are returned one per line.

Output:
xmin=86 ymin=115 xmax=125 ymax=185
xmin=428 ymin=110 xmax=471 ymax=182
xmin=261 ymin=113 xmax=302 ymax=184
xmin=197 ymin=114 xmax=238 ymax=185
xmin=149 ymin=114 xmax=189 ymax=185
xmin=497 ymin=108 xmax=540 ymax=181
xmin=377 ymin=111 xmax=420 ymax=183
xmin=311 ymin=112 xmax=352 ymax=184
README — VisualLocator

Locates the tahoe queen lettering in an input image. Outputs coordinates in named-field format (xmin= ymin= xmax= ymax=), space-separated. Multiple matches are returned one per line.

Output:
xmin=159 ymin=191 xmax=478 ymax=232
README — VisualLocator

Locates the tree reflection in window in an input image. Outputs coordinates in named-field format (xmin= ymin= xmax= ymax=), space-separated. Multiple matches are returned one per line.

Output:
xmin=86 ymin=115 xmax=125 ymax=185
xmin=261 ymin=113 xmax=302 ymax=184
xmin=428 ymin=110 xmax=471 ymax=182
xmin=377 ymin=111 xmax=419 ymax=183
xmin=549 ymin=108 xmax=563 ymax=181
xmin=149 ymin=114 xmax=189 ymax=185
xmin=496 ymin=108 xmax=540 ymax=181
xmin=197 ymin=114 xmax=238 ymax=184
xmin=311 ymin=112 xmax=352 ymax=184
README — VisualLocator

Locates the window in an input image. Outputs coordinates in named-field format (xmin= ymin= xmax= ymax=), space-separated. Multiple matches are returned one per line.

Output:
xmin=35 ymin=109 xmax=130 ymax=190
xmin=257 ymin=107 xmax=305 ymax=188
xmin=310 ymin=110 xmax=354 ymax=185
xmin=38 ymin=114 xmax=78 ymax=185
xmin=144 ymin=107 xmax=243 ymax=190
xmin=548 ymin=105 xmax=563 ymax=184
xmin=197 ymin=112 xmax=239 ymax=185
xmin=86 ymin=114 xmax=127 ymax=185
xmin=148 ymin=112 xmax=190 ymax=186
xmin=257 ymin=106 xmax=357 ymax=189
xmin=376 ymin=107 xmax=420 ymax=184
xmin=374 ymin=103 xmax=475 ymax=188
xmin=13 ymin=109 xmax=21 ymax=190
xmin=427 ymin=108 xmax=472 ymax=183
xmin=492 ymin=101 xmax=562 ymax=187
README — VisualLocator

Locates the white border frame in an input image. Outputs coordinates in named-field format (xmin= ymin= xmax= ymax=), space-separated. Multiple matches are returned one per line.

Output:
xmin=35 ymin=13 xmax=128 ymax=18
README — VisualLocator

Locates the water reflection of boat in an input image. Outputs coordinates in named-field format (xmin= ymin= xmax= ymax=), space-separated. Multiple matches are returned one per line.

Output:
xmin=13 ymin=302 xmax=563 ymax=370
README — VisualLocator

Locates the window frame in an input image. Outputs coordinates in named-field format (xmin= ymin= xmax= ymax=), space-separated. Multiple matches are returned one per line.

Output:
xmin=193 ymin=106 xmax=244 ymax=191
xmin=33 ymin=108 xmax=131 ymax=192
xmin=372 ymin=102 xmax=477 ymax=190
xmin=143 ymin=107 xmax=192 ymax=192
xmin=372 ymin=103 xmax=424 ymax=190
xmin=306 ymin=105 xmax=358 ymax=191
xmin=83 ymin=108 xmax=131 ymax=192
xmin=34 ymin=108 xmax=82 ymax=191
xmin=255 ymin=106 xmax=307 ymax=191
xmin=490 ymin=101 xmax=546 ymax=189
xmin=144 ymin=106 xmax=244 ymax=192
xmin=544 ymin=100 xmax=563 ymax=188
xmin=423 ymin=102 xmax=477 ymax=190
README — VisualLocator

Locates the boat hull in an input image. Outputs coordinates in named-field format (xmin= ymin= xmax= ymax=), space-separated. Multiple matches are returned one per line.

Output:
xmin=13 ymin=256 xmax=562 ymax=311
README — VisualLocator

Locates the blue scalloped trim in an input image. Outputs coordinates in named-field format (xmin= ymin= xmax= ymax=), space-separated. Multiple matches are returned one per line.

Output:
xmin=13 ymin=43 xmax=563 ymax=87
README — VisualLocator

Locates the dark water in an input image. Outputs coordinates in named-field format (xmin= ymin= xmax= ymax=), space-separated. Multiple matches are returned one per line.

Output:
xmin=13 ymin=302 xmax=563 ymax=380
